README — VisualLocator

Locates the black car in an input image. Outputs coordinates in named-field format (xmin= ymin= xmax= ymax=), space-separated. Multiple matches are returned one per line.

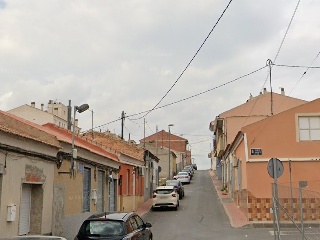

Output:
xmin=74 ymin=212 xmax=152 ymax=240
xmin=165 ymin=180 xmax=185 ymax=199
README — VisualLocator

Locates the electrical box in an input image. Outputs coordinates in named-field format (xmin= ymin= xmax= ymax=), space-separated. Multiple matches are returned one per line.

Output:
xmin=91 ymin=189 xmax=97 ymax=204
xmin=7 ymin=204 xmax=16 ymax=222
xmin=72 ymin=148 xmax=78 ymax=159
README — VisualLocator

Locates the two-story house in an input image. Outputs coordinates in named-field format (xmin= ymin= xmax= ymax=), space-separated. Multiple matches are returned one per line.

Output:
xmin=225 ymin=98 xmax=320 ymax=222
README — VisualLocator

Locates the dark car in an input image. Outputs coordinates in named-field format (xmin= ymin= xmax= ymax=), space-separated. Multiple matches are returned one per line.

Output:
xmin=165 ymin=180 xmax=185 ymax=199
xmin=74 ymin=212 xmax=152 ymax=240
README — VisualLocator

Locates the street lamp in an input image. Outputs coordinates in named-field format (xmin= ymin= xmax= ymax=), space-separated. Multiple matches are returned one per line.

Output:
xmin=168 ymin=124 xmax=174 ymax=179
xmin=71 ymin=103 xmax=89 ymax=174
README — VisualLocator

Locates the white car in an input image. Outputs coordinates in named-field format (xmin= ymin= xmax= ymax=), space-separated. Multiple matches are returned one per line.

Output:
xmin=173 ymin=171 xmax=191 ymax=184
xmin=152 ymin=186 xmax=179 ymax=210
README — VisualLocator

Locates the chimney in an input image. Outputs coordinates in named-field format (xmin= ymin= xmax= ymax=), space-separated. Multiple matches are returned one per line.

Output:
xmin=263 ymin=88 xmax=267 ymax=94
xmin=281 ymin=87 xmax=285 ymax=95
xmin=41 ymin=103 xmax=44 ymax=111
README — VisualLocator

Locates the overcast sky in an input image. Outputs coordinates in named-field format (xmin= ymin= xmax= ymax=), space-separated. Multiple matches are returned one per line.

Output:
xmin=1 ymin=0 xmax=319 ymax=170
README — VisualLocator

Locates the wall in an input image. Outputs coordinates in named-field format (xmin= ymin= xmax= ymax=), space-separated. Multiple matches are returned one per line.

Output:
xmin=0 ymin=152 xmax=54 ymax=237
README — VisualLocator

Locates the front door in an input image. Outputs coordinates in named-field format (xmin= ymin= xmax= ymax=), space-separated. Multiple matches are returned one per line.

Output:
xmin=19 ymin=184 xmax=31 ymax=235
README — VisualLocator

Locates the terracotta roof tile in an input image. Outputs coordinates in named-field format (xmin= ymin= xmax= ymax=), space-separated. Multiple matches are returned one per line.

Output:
xmin=42 ymin=123 xmax=119 ymax=162
xmin=0 ymin=110 xmax=60 ymax=148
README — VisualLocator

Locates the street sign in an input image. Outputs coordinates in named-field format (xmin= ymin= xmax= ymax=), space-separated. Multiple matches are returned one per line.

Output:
xmin=250 ymin=148 xmax=262 ymax=155
xmin=267 ymin=158 xmax=284 ymax=179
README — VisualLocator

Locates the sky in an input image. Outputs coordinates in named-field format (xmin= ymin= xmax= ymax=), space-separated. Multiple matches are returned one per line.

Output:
xmin=1 ymin=0 xmax=320 ymax=170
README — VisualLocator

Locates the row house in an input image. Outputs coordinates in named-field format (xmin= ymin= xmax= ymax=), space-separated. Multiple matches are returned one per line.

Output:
xmin=209 ymin=88 xmax=306 ymax=182
xmin=81 ymin=131 xmax=158 ymax=212
xmin=140 ymin=130 xmax=190 ymax=181
xmin=225 ymin=98 xmax=320 ymax=221
xmin=0 ymin=111 xmax=120 ymax=238
xmin=3 ymin=101 xmax=159 ymax=239
xmin=208 ymin=88 xmax=320 ymax=223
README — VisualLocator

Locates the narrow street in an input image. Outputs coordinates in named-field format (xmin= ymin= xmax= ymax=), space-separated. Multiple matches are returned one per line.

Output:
xmin=142 ymin=170 xmax=273 ymax=240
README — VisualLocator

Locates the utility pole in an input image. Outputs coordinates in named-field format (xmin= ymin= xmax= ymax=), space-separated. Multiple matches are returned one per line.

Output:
xmin=143 ymin=118 xmax=146 ymax=149
xmin=121 ymin=111 xmax=125 ymax=140
xmin=267 ymin=59 xmax=274 ymax=115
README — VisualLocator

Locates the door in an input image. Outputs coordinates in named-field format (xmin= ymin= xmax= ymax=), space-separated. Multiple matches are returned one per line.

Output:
xmin=97 ymin=170 xmax=105 ymax=212
xmin=108 ymin=178 xmax=116 ymax=211
xmin=19 ymin=184 xmax=31 ymax=235
xmin=83 ymin=167 xmax=91 ymax=212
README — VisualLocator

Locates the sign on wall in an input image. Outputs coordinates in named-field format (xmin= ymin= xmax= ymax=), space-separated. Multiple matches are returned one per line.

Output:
xmin=250 ymin=148 xmax=262 ymax=155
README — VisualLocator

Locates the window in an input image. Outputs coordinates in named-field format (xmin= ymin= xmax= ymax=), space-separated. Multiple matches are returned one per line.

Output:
xmin=134 ymin=215 xmax=144 ymax=229
xmin=128 ymin=217 xmax=138 ymax=231
xmin=84 ymin=220 xmax=124 ymax=237
xmin=298 ymin=116 xmax=320 ymax=141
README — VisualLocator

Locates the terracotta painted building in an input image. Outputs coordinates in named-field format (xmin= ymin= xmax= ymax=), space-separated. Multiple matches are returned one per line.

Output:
xmin=140 ymin=130 xmax=190 ymax=179
xmin=225 ymin=98 xmax=320 ymax=221
xmin=209 ymin=89 xmax=307 ymax=180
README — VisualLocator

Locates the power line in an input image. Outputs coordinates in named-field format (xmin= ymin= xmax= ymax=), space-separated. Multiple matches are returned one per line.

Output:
xmin=82 ymin=64 xmax=267 ymax=133
xmin=272 ymin=63 xmax=320 ymax=69
xmin=128 ymin=65 xmax=267 ymax=120
xmin=241 ymin=0 xmax=301 ymax=127
xmin=140 ymin=0 xmax=234 ymax=120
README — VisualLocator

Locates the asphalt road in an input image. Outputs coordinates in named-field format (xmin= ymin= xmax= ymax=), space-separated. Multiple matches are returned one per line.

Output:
xmin=142 ymin=170 xmax=274 ymax=240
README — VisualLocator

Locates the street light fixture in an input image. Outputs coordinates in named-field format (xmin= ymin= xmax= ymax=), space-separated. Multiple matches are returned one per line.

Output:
xmin=71 ymin=103 xmax=89 ymax=175
xmin=168 ymin=124 xmax=174 ymax=179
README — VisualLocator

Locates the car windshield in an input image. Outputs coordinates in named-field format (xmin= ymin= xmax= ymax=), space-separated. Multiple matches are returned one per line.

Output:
xmin=155 ymin=189 xmax=173 ymax=194
xmin=178 ymin=172 xmax=188 ymax=175
xmin=84 ymin=220 xmax=125 ymax=237
xmin=166 ymin=181 xmax=178 ymax=186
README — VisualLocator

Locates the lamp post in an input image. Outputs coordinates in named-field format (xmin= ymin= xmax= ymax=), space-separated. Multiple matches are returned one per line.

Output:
xmin=71 ymin=103 xmax=89 ymax=174
xmin=168 ymin=124 xmax=174 ymax=179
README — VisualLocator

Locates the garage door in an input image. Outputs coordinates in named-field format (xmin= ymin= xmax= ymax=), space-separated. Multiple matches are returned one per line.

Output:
xmin=97 ymin=171 xmax=105 ymax=212
xmin=19 ymin=184 xmax=31 ymax=235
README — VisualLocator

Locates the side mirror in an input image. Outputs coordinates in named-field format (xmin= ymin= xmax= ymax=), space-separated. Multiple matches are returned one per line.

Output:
xmin=145 ymin=222 xmax=152 ymax=228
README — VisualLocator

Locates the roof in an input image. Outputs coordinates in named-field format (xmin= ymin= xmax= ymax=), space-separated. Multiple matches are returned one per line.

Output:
xmin=156 ymin=185 xmax=175 ymax=190
xmin=220 ymin=91 xmax=307 ymax=118
xmin=88 ymin=212 xmax=134 ymax=221
xmin=42 ymin=123 xmax=119 ymax=162
xmin=0 ymin=110 xmax=60 ymax=148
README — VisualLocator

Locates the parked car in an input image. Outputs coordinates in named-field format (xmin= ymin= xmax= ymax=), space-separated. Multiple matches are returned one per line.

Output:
xmin=1 ymin=237 xmax=67 ymax=240
xmin=181 ymin=168 xmax=193 ymax=180
xmin=165 ymin=179 xmax=185 ymax=199
xmin=74 ymin=212 xmax=152 ymax=240
xmin=184 ymin=165 xmax=194 ymax=175
xmin=191 ymin=163 xmax=197 ymax=170
xmin=152 ymin=185 xmax=179 ymax=211
xmin=173 ymin=171 xmax=191 ymax=184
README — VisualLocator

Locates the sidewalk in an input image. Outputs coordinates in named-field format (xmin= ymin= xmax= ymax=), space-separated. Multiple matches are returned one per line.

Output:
xmin=135 ymin=170 xmax=273 ymax=228
xmin=209 ymin=170 xmax=251 ymax=228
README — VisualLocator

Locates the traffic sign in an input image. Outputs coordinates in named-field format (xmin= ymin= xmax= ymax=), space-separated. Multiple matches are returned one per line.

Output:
xmin=267 ymin=158 xmax=284 ymax=179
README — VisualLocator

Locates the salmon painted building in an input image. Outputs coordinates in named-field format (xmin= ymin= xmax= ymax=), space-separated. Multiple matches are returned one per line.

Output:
xmin=209 ymin=89 xmax=307 ymax=181
xmin=224 ymin=98 xmax=320 ymax=221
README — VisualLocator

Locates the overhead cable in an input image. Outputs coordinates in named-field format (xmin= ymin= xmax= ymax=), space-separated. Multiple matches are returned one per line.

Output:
xmin=139 ymin=0 xmax=234 ymax=119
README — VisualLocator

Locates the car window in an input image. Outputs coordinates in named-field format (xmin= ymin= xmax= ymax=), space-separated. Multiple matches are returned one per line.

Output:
xmin=134 ymin=215 xmax=145 ymax=229
xmin=84 ymin=220 xmax=124 ymax=237
xmin=155 ymin=189 xmax=173 ymax=194
xmin=128 ymin=216 xmax=138 ymax=231
xmin=166 ymin=181 xmax=178 ymax=186
xmin=178 ymin=172 xmax=187 ymax=175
